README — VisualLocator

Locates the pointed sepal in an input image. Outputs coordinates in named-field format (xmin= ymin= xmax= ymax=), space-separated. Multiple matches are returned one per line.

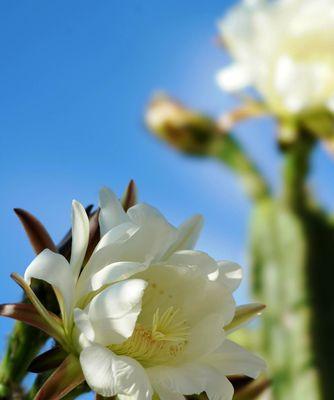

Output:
xmin=34 ymin=354 xmax=84 ymax=400
xmin=122 ymin=180 xmax=138 ymax=211
xmin=225 ymin=303 xmax=265 ymax=333
xmin=14 ymin=208 xmax=57 ymax=254
xmin=28 ymin=346 xmax=68 ymax=373
xmin=10 ymin=273 xmax=64 ymax=343
xmin=0 ymin=303 xmax=60 ymax=339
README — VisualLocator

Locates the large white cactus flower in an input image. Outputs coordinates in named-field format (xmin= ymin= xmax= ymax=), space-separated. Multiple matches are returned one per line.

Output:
xmin=217 ymin=0 xmax=334 ymax=115
xmin=18 ymin=188 xmax=264 ymax=399
xmin=76 ymin=189 xmax=264 ymax=399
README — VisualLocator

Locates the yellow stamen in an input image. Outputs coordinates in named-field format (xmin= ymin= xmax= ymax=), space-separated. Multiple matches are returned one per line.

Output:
xmin=110 ymin=306 xmax=189 ymax=367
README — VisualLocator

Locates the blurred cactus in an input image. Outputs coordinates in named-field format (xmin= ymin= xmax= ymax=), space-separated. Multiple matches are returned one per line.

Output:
xmin=146 ymin=97 xmax=334 ymax=400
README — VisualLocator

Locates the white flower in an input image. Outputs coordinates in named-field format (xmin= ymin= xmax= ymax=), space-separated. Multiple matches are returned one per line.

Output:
xmin=75 ymin=189 xmax=265 ymax=399
xmin=217 ymin=0 xmax=334 ymax=115
xmin=21 ymin=188 xmax=265 ymax=399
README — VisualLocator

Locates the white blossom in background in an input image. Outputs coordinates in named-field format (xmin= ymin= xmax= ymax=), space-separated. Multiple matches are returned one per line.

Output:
xmin=20 ymin=188 xmax=265 ymax=399
xmin=217 ymin=0 xmax=334 ymax=115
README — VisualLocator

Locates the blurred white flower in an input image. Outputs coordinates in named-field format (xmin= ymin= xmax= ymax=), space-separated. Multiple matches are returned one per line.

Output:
xmin=20 ymin=188 xmax=265 ymax=399
xmin=217 ymin=0 xmax=334 ymax=115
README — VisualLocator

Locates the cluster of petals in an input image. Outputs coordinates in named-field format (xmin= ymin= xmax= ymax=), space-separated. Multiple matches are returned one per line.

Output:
xmin=217 ymin=0 xmax=334 ymax=115
xmin=23 ymin=188 xmax=265 ymax=399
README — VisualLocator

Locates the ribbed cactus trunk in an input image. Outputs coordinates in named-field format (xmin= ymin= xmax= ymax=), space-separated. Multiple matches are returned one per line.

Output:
xmin=250 ymin=132 xmax=334 ymax=400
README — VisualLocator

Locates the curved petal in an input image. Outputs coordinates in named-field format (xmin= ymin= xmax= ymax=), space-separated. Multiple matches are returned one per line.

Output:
xmin=70 ymin=200 xmax=89 ymax=278
xmin=24 ymin=249 xmax=74 ymax=318
xmin=99 ymin=188 xmax=129 ymax=236
xmin=214 ymin=261 xmax=242 ymax=291
xmin=205 ymin=374 xmax=234 ymax=400
xmin=91 ymin=304 xmax=142 ymax=346
xmin=148 ymin=363 xmax=234 ymax=400
xmin=167 ymin=250 xmax=218 ymax=276
xmin=175 ymin=215 xmax=204 ymax=250
xmin=216 ymin=64 xmax=252 ymax=92
xmin=127 ymin=204 xmax=178 ymax=261
xmin=182 ymin=313 xmax=226 ymax=361
xmin=94 ymin=222 xmax=139 ymax=254
xmin=164 ymin=215 xmax=204 ymax=258
xmin=90 ymin=262 xmax=148 ymax=291
xmin=73 ymin=308 xmax=95 ymax=342
xmin=153 ymin=385 xmax=185 ymax=400
xmin=87 ymin=279 xmax=147 ymax=319
xmin=203 ymin=339 xmax=266 ymax=379
xmin=86 ymin=279 xmax=147 ymax=345
xmin=76 ymin=222 xmax=140 ymax=300
xmin=80 ymin=344 xmax=153 ymax=398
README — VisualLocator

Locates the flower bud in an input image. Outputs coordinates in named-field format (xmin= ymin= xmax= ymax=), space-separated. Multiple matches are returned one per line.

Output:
xmin=145 ymin=94 xmax=222 ymax=156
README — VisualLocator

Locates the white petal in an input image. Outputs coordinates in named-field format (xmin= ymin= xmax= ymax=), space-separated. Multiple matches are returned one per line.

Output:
xmin=215 ymin=261 xmax=242 ymax=291
xmin=99 ymin=187 xmax=130 ymax=236
xmin=91 ymin=261 xmax=148 ymax=291
xmin=73 ymin=308 xmax=95 ymax=342
xmin=216 ymin=64 xmax=252 ymax=92
xmin=183 ymin=313 xmax=226 ymax=360
xmin=153 ymin=384 xmax=185 ymax=400
xmin=80 ymin=344 xmax=153 ymax=398
xmin=80 ymin=222 xmax=139 ymax=278
xmin=87 ymin=279 xmax=147 ymax=319
xmin=164 ymin=215 xmax=204 ymax=258
xmin=177 ymin=215 xmax=203 ymax=249
xmin=148 ymin=363 xmax=234 ymax=400
xmin=86 ymin=279 xmax=147 ymax=345
xmin=167 ymin=250 xmax=218 ymax=276
xmin=76 ymin=222 xmax=139 ymax=298
xmin=205 ymin=375 xmax=234 ymax=400
xmin=70 ymin=200 xmax=89 ymax=278
xmin=204 ymin=339 xmax=266 ymax=379
xmin=91 ymin=304 xmax=142 ymax=346
xmin=24 ymin=249 xmax=74 ymax=317
xmin=127 ymin=204 xmax=178 ymax=261
xmin=94 ymin=222 xmax=139 ymax=253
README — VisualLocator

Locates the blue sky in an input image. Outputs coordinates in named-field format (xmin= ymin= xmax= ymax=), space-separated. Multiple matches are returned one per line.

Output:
xmin=0 ymin=1 xmax=333 ymax=397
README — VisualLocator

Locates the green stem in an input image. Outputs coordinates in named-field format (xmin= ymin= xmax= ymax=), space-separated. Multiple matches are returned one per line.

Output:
xmin=0 ymin=324 xmax=46 ymax=398
xmin=212 ymin=135 xmax=271 ymax=203
xmin=281 ymin=131 xmax=314 ymax=210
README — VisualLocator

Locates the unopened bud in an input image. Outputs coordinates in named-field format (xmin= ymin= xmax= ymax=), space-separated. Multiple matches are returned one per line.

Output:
xmin=145 ymin=94 xmax=223 ymax=156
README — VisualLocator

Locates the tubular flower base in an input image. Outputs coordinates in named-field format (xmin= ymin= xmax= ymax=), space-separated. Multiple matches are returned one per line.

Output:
xmin=0 ymin=187 xmax=265 ymax=399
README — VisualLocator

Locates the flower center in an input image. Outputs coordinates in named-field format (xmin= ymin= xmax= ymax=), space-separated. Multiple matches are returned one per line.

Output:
xmin=110 ymin=306 xmax=189 ymax=367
